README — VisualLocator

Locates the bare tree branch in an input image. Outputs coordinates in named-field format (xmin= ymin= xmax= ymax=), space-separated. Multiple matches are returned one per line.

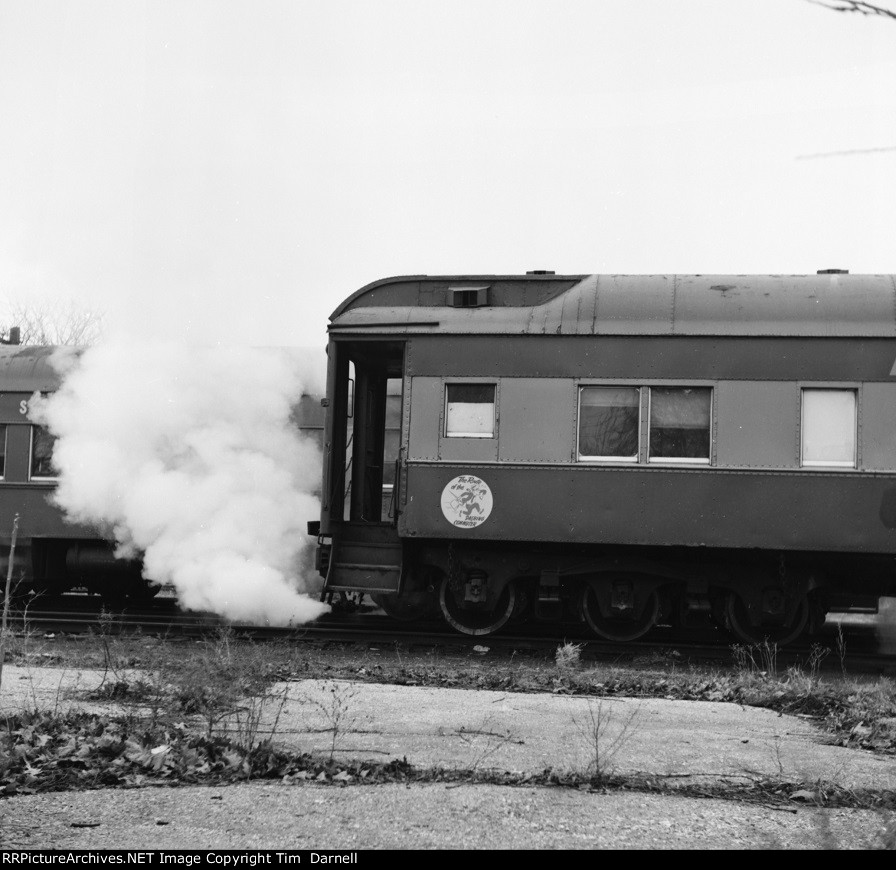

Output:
xmin=805 ymin=0 xmax=896 ymax=20
xmin=1 ymin=299 xmax=105 ymax=346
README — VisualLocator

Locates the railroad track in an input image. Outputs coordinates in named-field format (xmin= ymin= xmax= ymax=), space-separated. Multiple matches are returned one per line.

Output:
xmin=10 ymin=597 xmax=895 ymax=676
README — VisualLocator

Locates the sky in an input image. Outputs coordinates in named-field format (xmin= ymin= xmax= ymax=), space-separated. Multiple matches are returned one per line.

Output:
xmin=1 ymin=0 xmax=895 ymax=349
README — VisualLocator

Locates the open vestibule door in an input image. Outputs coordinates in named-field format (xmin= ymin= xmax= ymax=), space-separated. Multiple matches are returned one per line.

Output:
xmin=319 ymin=339 xmax=405 ymax=596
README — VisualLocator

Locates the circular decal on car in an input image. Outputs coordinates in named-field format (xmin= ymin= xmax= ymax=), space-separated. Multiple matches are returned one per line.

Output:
xmin=441 ymin=475 xmax=493 ymax=529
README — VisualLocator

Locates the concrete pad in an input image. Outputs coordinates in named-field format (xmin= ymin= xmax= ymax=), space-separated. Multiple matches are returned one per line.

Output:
xmin=277 ymin=679 xmax=896 ymax=791
xmin=4 ymin=666 xmax=892 ymax=792
xmin=3 ymin=666 xmax=896 ymax=849
xmin=3 ymin=782 xmax=894 ymax=850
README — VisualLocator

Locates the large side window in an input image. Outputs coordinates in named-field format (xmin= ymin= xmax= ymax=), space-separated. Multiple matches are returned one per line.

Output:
xmin=648 ymin=387 xmax=712 ymax=463
xmin=0 ymin=424 xmax=6 ymax=478
xmin=801 ymin=388 xmax=856 ymax=468
xmin=30 ymin=425 xmax=58 ymax=479
xmin=445 ymin=384 xmax=495 ymax=438
xmin=578 ymin=386 xmax=640 ymax=460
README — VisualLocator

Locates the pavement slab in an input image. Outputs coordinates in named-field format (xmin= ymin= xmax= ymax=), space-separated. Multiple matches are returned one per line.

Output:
xmin=2 ymin=665 xmax=895 ymax=849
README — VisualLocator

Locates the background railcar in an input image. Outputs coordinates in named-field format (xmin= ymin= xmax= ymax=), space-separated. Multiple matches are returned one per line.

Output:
xmin=0 ymin=345 xmax=335 ymax=604
xmin=312 ymin=271 xmax=896 ymax=644
xmin=0 ymin=344 xmax=145 ymax=600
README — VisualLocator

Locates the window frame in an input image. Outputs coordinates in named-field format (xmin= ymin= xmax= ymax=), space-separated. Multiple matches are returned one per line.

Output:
xmin=575 ymin=381 xmax=715 ymax=466
xmin=0 ymin=423 xmax=6 ymax=480
xmin=799 ymin=386 xmax=858 ymax=470
xmin=29 ymin=424 xmax=59 ymax=481
xmin=576 ymin=384 xmax=642 ymax=463
xmin=646 ymin=385 xmax=714 ymax=466
xmin=443 ymin=382 xmax=497 ymax=439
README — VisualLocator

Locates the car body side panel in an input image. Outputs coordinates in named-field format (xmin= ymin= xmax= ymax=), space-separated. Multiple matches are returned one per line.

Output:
xmin=860 ymin=382 xmax=896 ymax=472
xmin=399 ymin=463 xmax=896 ymax=554
xmin=407 ymin=335 xmax=896 ymax=382
xmin=497 ymin=378 xmax=575 ymax=463
xmin=715 ymin=381 xmax=798 ymax=469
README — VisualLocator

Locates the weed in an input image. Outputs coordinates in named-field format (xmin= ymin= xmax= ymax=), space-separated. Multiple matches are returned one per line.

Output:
xmin=393 ymin=642 xmax=407 ymax=669
xmin=731 ymin=639 xmax=778 ymax=677
xmin=827 ymin=677 xmax=896 ymax=751
xmin=304 ymin=680 xmax=360 ymax=761
xmin=770 ymin=734 xmax=787 ymax=777
xmin=836 ymin=621 xmax=848 ymax=678
xmin=572 ymin=698 xmax=641 ymax=785
xmin=0 ymin=514 xmax=21 ymax=693
xmin=455 ymin=715 xmax=520 ymax=772
xmin=168 ymin=628 xmax=290 ymax=750
xmin=806 ymin=643 xmax=830 ymax=682
xmin=77 ymin=627 xmax=300 ymax=753
xmin=555 ymin=641 xmax=584 ymax=673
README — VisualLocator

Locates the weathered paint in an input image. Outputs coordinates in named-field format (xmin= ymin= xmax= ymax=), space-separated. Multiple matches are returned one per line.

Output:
xmin=497 ymin=378 xmax=576 ymax=463
xmin=0 ymin=346 xmax=67 ymax=392
xmin=0 ymin=484 xmax=84 ymax=543
xmin=407 ymin=376 xmax=442 ymax=461
xmin=409 ymin=375 xmax=896 ymax=472
xmin=407 ymin=335 xmax=896 ymax=382
xmin=330 ymin=275 xmax=583 ymax=318
xmin=715 ymin=381 xmax=798 ymax=469
xmin=3 ymin=424 xmax=35 ymax=482
xmin=860 ymin=382 xmax=896 ymax=472
xmin=331 ymin=274 xmax=896 ymax=338
xmin=398 ymin=462 xmax=896 ymax=555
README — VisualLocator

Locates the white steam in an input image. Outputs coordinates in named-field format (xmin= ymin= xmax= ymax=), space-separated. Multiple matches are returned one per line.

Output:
xmin=30 ymin=340 xmax=330 ymax=626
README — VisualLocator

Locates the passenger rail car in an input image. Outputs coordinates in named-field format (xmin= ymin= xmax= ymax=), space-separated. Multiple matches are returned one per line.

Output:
xmin=310 ymin=272 xmax=896 ymax=645
xmin=0 ymin=345 xmax=334 ymax=604
xmin=0 ymin=344 xmax=146 ymax=600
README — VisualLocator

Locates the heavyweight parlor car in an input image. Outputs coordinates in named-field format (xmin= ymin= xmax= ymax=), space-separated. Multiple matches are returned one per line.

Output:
xmin=0 ymin=344 xmax=146 ymax=600
xmin=310 ymin=271 xmax=896 ymax=645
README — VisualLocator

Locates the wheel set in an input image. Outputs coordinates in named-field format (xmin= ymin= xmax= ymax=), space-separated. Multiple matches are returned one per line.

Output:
xmin=378 ymin=571 xmax=814 ymax=647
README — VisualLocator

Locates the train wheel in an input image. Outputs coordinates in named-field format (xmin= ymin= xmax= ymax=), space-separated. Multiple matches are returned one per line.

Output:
xmin=580 ymin=585 xmax=660 ymax=642
xmin=725 ymin=593 xmax=810 ymax=647
xmin=439 ymin=575 xmax=516 ymax=636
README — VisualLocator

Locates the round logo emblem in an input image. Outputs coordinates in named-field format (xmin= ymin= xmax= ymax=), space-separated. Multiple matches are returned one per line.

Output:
xmin=440 ymin=475 xmax=493 ymax=528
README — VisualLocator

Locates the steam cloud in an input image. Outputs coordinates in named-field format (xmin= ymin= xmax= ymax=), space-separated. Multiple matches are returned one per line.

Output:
xmin=30 ymin=340 xmax=330 ymax=626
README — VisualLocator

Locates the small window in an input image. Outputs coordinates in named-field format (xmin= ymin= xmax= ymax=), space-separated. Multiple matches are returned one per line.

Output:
xmin=801 ymin=389 xmax=856 ymax=468
xmin=451 ymin=286 xmax=489 ymax=308
xmin=0 ymin=424 xmax=6 ymax=478
xmin=30 ymin=425 xmax=58 ymax=479
xmin=578 ymin=386 xmax=640 ymax=460
xmin=649 ymin=387 xmax=712 ymax=463
xmin=445 ymin=384 xmax=495 ymax=438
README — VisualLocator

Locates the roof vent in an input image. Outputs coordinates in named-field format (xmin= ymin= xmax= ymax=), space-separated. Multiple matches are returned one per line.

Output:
xmin=526 ymin=270 xmax=555 ymax=275
xmin=450 ymin=286 xmax=489 ymax=308
xmin=817 ymin=268 xmax=848 ymax=274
